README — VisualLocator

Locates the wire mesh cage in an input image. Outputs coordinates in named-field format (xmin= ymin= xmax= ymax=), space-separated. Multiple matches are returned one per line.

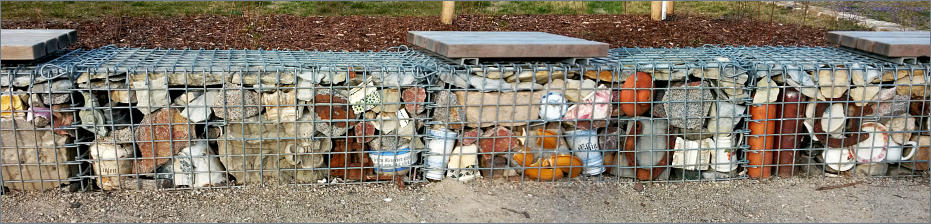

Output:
xmin=0 ymin=49 xmax=96 ymax=192
xmin=425 ymin=47 xmax=754 ymax=183
xmin=6 ymin=46 xmax=444 ymax=190
xmin=2 ymin=45 xmax=929 ymax=192
xmin=738 ymin=46 xmax=931 ymax=178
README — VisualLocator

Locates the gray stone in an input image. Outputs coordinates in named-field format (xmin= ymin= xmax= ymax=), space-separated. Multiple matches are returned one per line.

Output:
xmin=663 ymin=82 xmax=714 ymax=130
xmin=211 ymin=87 xmax=262 ymax=121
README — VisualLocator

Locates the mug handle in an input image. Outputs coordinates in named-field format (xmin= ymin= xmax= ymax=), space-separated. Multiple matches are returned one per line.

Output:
xmin=902 ymin=141 xmax=919 ymax=161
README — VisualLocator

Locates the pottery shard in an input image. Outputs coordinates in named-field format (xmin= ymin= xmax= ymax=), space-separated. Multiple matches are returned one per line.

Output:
xmin=433 ymin=90 xmax=465 ymax=130
xmin=817 ymin=70 xmax=849 ymax=99
xmin=129 ymin=72 xmax=229 ymax=86
xmin=262 ymin=90 xmax=303 ymax=122
xmin=212 ymin=88 xmax=262 ymax=121
xmin=663 ymin=82 xmax=714 ymax=129
xmin=460 ymin=129 xmax=482 ymax=146
xmin=849 ymin=86 xmax=881 ymax=106
xmin=544 ymin=79 xmax=598 ymax=103
xmin=455 ymin=91 xmax=545 ymax=128
xmin=230 ymin=71 xmax=296 ymax=85
xmin=313 ymin=93 xmax=356 ymax=128
xmin=402 ymin=87 xmax=427 ymax=114
xmin=895 ymin=74 xmax=928 ymax=97
xmin=354 ymin=121 xmax=377 ymax=143
xmin=372 ymin=89 xmax=401 ymax=113
xmin=478 ymin=127 xmax=521 ymax=155
xmin=134 ymin=108 xmax=193 ymax=174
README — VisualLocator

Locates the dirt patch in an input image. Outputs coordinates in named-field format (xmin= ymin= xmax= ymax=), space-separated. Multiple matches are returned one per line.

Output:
xmin=2 ymin=14 xmax=829 ymax=51
xmin=2 ymin=177 xmax=928 ymax=223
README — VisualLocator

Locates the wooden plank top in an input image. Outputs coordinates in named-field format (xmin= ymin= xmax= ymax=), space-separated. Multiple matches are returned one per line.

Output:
xmin=407 ymin=31 xmax=609 ymax=58
xmin=826 ymin=31 xmax=929 ymax=57
xmin=1 ymin=29 xmax=77 ymax=60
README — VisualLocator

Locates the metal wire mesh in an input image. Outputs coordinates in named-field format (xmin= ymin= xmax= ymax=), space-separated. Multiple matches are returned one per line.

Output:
xmin=426 ymin=47 xmax=752 ymax=183
xmin=2 ymin=45 xmax=929 ymax=191
xmin=0 ymin=49 xmax=95 ymax=192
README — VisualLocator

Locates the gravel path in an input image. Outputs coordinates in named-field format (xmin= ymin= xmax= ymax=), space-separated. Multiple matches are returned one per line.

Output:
xmin=2 ymin=177 xmax=928 ymax=223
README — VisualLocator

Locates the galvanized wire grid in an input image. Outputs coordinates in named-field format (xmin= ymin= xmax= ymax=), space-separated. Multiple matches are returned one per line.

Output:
xmin=4 ymin=47 xmax=441 ymax=191
xmin=2 ymin=45 xmax=929 ymax=191
xmin=0 ymin=49 xmax=97 ymax=192
xmin=426 ymin=47 xmax=753 ymax=183
xmin=741 ymin=47 xmax=931 ymax=179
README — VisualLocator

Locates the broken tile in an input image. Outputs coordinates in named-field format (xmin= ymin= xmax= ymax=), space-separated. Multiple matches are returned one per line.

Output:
xmin=348 ymin=79 xmax=379 ymax=114
xmin=402 ymin=87 xmax=427 ymax=114
xmin=478 ymin=126 xmax=521 ymax=156
xmin=354 ymin=121 xmax=377 ymax=143
xmin=313 ymin=93 xmax=355 ymax=128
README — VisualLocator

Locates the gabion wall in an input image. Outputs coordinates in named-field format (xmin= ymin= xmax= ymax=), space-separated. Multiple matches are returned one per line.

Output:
xmin=1 ymin=45 xmax=928 ymax=191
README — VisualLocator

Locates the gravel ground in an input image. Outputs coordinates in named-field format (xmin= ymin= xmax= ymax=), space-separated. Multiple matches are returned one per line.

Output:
xmin=2 ymin=14 xmax=829 ymax=51
xmin=2 ymin=177 xmax=928 ymax=223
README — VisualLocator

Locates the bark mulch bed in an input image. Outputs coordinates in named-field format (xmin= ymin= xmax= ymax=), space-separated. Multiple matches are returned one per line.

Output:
xmin=3 ymin=14 xmax=830 ymax=51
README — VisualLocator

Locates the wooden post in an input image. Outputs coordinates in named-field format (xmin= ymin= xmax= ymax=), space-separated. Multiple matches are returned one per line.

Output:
xmin=651 ymin=1 xmax=662 ymax=21
xmin=667 ymin=1 xmax=674 ymax=15
xmin=441 ymin=1 xmax=455 ymax=25
xmin=651 ymin=1 xmax=672 ymax=21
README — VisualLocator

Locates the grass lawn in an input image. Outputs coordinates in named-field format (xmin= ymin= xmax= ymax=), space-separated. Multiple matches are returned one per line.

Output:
xmin=1 ymin=1 xmax=876 ymax=30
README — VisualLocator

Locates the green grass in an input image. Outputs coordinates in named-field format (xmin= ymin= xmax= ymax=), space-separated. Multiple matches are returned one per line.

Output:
xmin=0 ymin=1 xmax=878 ymax=30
